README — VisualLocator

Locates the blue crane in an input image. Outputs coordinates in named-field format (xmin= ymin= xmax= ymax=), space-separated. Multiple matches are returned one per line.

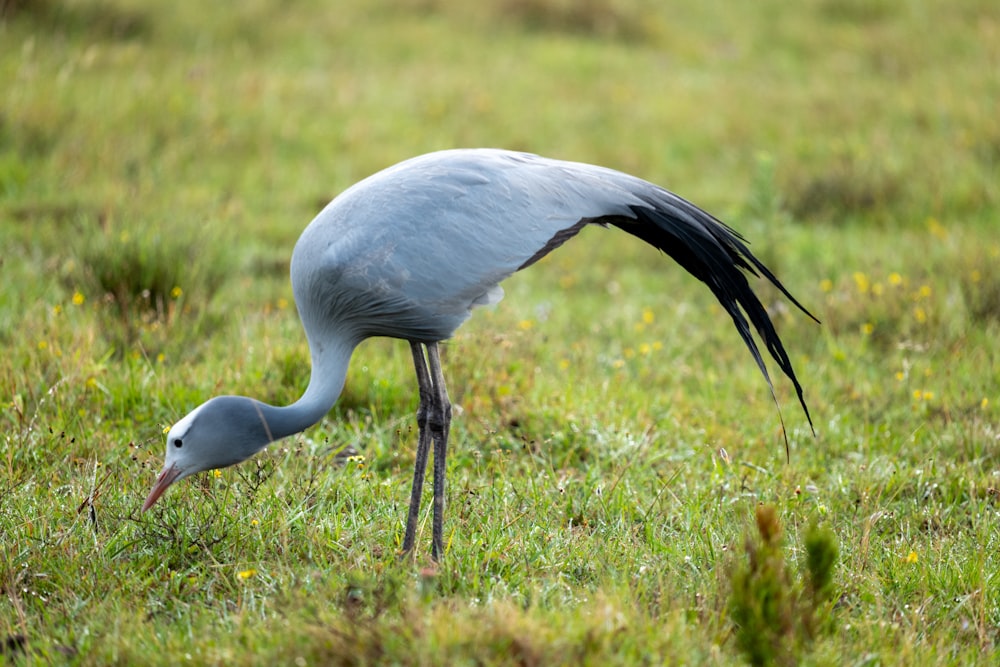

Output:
xmin=142 ymin=149 xmax=817 ymax=560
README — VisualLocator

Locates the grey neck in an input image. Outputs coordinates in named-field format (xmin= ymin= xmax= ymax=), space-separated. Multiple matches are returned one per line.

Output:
xmin=253 ymin=336 xmax=357 ymax=444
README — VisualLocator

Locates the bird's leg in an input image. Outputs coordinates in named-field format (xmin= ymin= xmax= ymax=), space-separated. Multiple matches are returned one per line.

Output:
xmin=402 ymin=341 xmax=433 ymax=555
xmin=425 ymin=342 xmax=452 ymax=561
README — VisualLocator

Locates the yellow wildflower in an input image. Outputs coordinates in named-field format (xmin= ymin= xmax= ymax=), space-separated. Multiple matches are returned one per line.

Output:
xmin=72 ymin=291 xmax=85 ymax=305
xmin=170 ymin=286 xmax=183 ymax=299
xmin=237 ymin=569 xmax=256 ymax=580
xmin=518 ymin=319 xmax=533 ymax=331
xmin=853 ymin=272 xmax=870 ymax=294
xmin=888 ymin=272 xmax=903 ymax=286
xmin=926 ymin=217 xmax=947 ymax=240
xmin=819 ymin=278 xmax=833 ymax=293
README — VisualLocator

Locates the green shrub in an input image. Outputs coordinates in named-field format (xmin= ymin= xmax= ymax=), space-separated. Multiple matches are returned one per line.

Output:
xmin=70 ymin=216 xmax=234 ymax=357
xmin=728 ymin=505 xmax=839 ymax=666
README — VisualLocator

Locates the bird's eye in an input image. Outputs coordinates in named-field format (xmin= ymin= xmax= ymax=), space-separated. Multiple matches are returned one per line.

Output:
xmin=173 ymin=438 xmax=183 ymax=448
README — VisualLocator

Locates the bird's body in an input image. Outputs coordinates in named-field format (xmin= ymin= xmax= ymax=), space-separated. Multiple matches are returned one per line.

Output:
xmin=297 ymin=149 xmax=657 ymax=342
xmin=144 ymin=149 xmax=816 ymax=559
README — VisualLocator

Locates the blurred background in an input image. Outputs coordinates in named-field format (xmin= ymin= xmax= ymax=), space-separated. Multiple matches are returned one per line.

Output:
xmin=2 ymin=0 xmax=997 ymax=428
xmin=1 ymin=1 xmax=998 ymax=660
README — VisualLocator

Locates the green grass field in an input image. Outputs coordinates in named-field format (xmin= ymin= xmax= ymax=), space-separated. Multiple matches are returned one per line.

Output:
xmin=2 ymin=0 xmax=998 ymax=663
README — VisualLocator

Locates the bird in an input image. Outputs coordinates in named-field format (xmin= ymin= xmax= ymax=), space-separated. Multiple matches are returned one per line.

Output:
xmin=142 ymin=148 xmax=817 ymax=560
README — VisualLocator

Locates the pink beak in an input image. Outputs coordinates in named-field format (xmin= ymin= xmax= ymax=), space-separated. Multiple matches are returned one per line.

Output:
xmin=142 ymin=464 xmax=183 ymax=512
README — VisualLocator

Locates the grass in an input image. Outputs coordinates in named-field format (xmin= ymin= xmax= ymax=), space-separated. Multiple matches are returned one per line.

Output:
xmin=2 ymin=0 xmax=999 ymax=663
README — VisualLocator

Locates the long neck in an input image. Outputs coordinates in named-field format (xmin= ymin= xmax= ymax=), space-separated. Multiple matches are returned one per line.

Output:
xmin=253 ymin=333 xmax=357 ymax=442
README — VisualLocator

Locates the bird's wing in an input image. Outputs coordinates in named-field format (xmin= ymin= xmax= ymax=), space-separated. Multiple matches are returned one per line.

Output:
xmin=506 ymin=150 xmax=816 ymax=432
xmin=293 ymin=149 xmax=640 ymax=340
xmin=294 ymin=149 xmax=814 ymax=429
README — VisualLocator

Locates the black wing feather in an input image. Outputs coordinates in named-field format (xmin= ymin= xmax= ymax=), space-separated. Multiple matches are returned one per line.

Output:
xmin=603 ymin=191 xmax=816 ymax=440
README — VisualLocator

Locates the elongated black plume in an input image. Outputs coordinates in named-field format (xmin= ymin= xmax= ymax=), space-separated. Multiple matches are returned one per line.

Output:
xmin=602 ymin=191 xmax=817 ymax=447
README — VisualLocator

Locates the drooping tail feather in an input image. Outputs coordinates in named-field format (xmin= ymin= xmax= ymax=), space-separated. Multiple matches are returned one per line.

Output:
xmin=606 ymin=191 xmax=817 ymax=445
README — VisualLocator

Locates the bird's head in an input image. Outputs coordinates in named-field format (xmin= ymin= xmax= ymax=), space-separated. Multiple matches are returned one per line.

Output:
xmin=142 ymin=396 xmax=275 ymax=512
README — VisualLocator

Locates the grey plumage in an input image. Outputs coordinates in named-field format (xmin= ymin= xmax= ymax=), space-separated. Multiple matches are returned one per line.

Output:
xmin=143 ymin=148 xmax=816 ymax=559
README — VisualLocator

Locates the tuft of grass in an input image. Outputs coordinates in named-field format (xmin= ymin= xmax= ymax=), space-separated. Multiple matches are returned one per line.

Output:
xmin=69 ymin=215 xmax=235 ymax=357
xmin=960 ymin=248 xmax=1000 ymax=326
xmin=818 ymin=0 xmax=896 ymax=23
xmin=728 ymin=505 xmax=839 ymax=667
xmin=0 ymin=150 xmax=29 ymax=197
xmin=495 ymin=0 xmax=655 ymax=41
xmin=783 ymin=152 xmax=904 ymax=225
xmin=0 ymin=0 xmax=150 ymax=40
